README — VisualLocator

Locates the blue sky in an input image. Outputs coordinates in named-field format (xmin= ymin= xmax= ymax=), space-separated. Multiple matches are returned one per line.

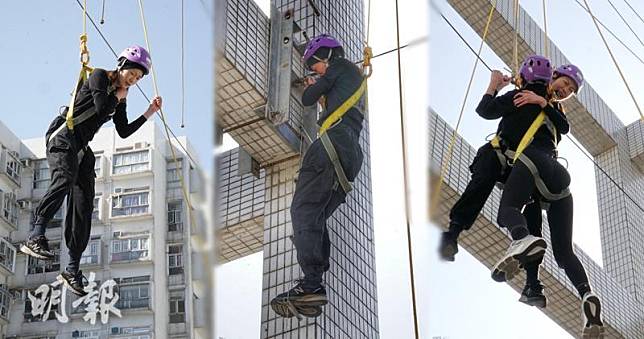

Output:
xmin=0 ymin=0 xmax=213 ymax=170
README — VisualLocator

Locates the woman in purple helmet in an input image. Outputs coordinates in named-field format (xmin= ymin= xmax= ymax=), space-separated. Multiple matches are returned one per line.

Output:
xmin=20 ymin=45 xmax=162 ymax=296
xmin=271 ymin=34 xmax=365 ymax=318
xmin=483 ymin=60 xmax=604 ymax=337
xmin=439 ymin=55 xmax=555 ymax=304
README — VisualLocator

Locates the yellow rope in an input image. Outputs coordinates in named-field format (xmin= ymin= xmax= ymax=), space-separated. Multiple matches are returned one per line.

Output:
xmin=67 ymin=0 xmax=93 ymax=131
xmin=430 ymin=0 xmax=498 ymax=218
xmin=581 ymin=0 xmax=643 ymax=120
xmin=136 ymin=0 xmax=197 ymax=231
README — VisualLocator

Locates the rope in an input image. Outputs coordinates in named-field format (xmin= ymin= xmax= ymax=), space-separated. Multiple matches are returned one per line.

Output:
xmin=571 ymin=0 xmax=644 ymax=66
xmin=73 ymin=0 xmax=199 ymax=166
xmin=621 ymin=0 xmax=644 ymax=26
xmin=136 ymin=0 xmax=197 ymax=236
xmin=354 ymin=36 xmax=428 ymax=66
xmin=581 ymin=0 xmax=644 ymax=120
xmin=430 ymin=0 xmax=497 ymax=217
xmin=606 ymin=0 xmax=644 ymax=48
xmin=440 ymin=9 xmax=644 ymax=215
xmin=67 ymin=0 xmax=93 ymax=131
xmin=100 ymin=0 xmax=106 ymax=24
xmin=393 ymin=0 xmax=418 ymax=337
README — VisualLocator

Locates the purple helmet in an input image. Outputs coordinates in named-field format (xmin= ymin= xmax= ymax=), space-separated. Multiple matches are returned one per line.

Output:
xmin=554 ymin=64 xmax=584 ymax=92
xmin=519 ymin=55 xmax=552 ymax=84
xmin=118 ymin=45 xmax=151 ymax=75
xmin=303 ymin=34 xmax=342 ymax=64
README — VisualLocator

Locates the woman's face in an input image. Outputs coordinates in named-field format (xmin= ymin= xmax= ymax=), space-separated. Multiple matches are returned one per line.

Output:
xmin=550 ymin=75 xmax=577 ymax=101
xmin=118 ymin=68 xmax=144 ymax=88
xmin=310 ymin=61 xmax=328 ymax=75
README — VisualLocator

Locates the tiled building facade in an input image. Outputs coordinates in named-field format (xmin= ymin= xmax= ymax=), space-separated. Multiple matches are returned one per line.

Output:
xmin=216 ymin=0 xmax=377 ymax=337
xmin=431 ymin=0 xmax=644 ymax=337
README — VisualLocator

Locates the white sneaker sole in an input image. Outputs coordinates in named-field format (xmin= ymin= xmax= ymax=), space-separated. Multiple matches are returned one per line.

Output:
xmin=582 ymin=295 xmax=604 ymax=338
xmin=20 ymin=244 xmax=54 ymax=260
xmin=492 ymin=238 xmax=546 ymax=282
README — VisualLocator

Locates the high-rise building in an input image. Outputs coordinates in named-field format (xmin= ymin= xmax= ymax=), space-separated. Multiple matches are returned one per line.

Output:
xmin=0 ymin=121 xmax=207 ymax=339
xmin=216 ymin=0 xmax=377 ymax=337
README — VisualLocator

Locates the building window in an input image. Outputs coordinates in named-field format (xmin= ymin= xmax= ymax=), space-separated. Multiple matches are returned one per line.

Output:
xmin=94 ymin=155 xmax=102 ymax=177
xmin=0 ymin=238 xmax=16 ymax=273
xmin=0 ymin=285 xmax=10 ymax=319
xmin=111 ymin=189 xmax=150 ymax=217
xmin=168 ymin=244 xmax=183 ymax=275
xmin=168 ymin=200 xmax=183 ymax=232
xmin=111 ymin=236 xmax=150 ymax=262
xmin=113 ymin=150 xmax=150 ymax=175
xmin=3 ymin=148 xmax=22 ymax=185
xmin=80 ymin=237 xmax=101 ymax=266
xmin=27 ymin=242 xmax=60 ymax=274
xmin=33 ymin=159 xmax=50 ymax=189
xmin=166 ymin=159 xmax=183 ymax=199
xmin=114 ymin=276 xmax=150 ymax=310
xmin=1 ymin=191 xmax=18 ymax=227
xmin=169 ymin=291 xmax=185 ymax=323
xmin=92 ymin=194 xmax=102 ymax=221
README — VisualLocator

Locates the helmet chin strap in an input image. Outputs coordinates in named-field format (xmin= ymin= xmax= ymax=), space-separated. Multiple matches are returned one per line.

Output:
xmin=312 ymin=48 xmax=334 ymax=66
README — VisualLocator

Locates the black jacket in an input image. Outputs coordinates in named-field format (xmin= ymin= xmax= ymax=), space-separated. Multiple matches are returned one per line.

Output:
xmin=302 ymin=57 xmax=364 ymax=134
xmin=476 ymin=83 xmax=569 ymax=152
xmin=59 ymin=68 xmax=147 ymax=147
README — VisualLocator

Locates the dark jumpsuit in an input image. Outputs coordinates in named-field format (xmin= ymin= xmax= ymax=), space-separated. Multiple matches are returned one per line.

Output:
xmin=479 ymin=84 xmax=591 ymax=296
xmin=291 ymin=57 xmax=364 ymax=286
xmin=34 ymin=68 xmax=147 ymax=271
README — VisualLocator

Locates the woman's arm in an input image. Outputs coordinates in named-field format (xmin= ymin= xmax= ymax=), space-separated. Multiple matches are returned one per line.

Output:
xmin=113 ymin=96 xmax=162 ymax=138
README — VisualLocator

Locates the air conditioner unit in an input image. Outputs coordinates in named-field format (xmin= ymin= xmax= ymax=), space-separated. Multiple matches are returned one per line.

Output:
xmin=17 ymin=200 xmax=32 ymax=210
xmin=113 ymin=231 xmax=122 ymax=238
xmin=134 ymin=142 xmax=146 ymax=149
xmin=20 ymin=158 xmax=33 ymax=168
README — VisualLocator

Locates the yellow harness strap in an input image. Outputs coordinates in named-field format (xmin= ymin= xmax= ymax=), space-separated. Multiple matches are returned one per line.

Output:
xmin=512 ymin=110 xmax=557 ymax=162
xmin=490 ymin=135 xmax=501 ymax=148
xmin=318 ymin=78 xmax=367 ymax=134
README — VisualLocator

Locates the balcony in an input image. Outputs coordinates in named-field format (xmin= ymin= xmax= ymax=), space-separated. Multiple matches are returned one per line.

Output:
xmin=110 ymin=189 xmax=152 ymax=222
xmin=0 ymin=285 xmax=11 ymax=325
xmin=0 ymin=237 xmax=16 ymax=275
xmin=111 ymin=149 xmax=153 ymax=180
xmin=168 ymin=273 xmax=185 ymax=286
xmin=0 ymin=148 xmax=22 ymax=188
xmin=110 ymin=234 xmax=151 ymax=265
xmin=0 ymin=191 xmax=18 ymax=230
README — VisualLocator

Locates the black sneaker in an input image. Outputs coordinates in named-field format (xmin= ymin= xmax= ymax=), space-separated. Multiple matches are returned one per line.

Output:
xmin=20 ymin=236 xmax=55 ymax=260
xmin=438 ymin=232 xmax=458 ymax=262
xmin=57 ymin=270 xmax=88 ymax=297
xmin=270 ymin=280 xmax=327 ymax=319
xmin=581 ymin=292 xmax=605 ymax=338
xmin=519 ymin=283 xmax=547 ymax=308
